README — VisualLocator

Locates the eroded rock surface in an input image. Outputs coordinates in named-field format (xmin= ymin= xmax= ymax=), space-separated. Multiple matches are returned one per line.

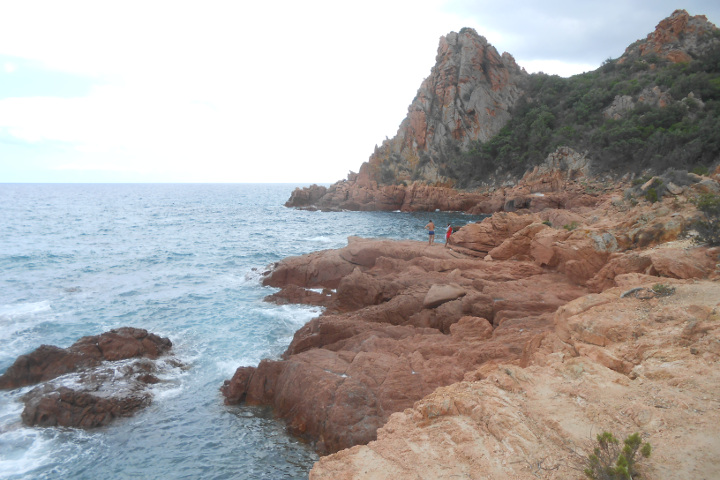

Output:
xmin=310 ymin=281 xmax=720 ymax=479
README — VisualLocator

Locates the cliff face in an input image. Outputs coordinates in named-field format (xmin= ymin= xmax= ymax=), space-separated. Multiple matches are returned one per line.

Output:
xmin=228 ymin=10 xmax=720 ymax=477
xmin=367 ymin=28 xmax=527 ymax=185
xmin=284 ymin=29 xmax=528 ymax=212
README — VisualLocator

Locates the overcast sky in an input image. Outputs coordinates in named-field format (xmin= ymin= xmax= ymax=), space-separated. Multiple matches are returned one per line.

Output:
xmin=1 ymin=0 xmax=718 ymax=183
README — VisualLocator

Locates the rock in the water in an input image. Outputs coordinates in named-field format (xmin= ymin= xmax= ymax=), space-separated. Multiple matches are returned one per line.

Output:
xmin=22 ymin=385 xmax=151 ymax=428
xmin=0 ymin=327 xmax=172 ymax=390
xmin=0 ymin=328 xmax=179 ymax=429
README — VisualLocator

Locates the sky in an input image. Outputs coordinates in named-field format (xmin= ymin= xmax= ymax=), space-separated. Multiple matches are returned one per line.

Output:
xmin=1 ymin=0 xmax=719 ymax=183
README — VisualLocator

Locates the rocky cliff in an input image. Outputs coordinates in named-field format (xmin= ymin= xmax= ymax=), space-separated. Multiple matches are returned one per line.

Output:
xmin=224 ymin=170 xmax=720 ymax=463
xmin=620 ymin=9 xmax=719 ymax=64
xmin=285 ymin=28 xmax=528 ymax=212
xmin=366 ymin=28 xmax=527 ymax=186
xmin=287 ymin=9 xmax=719 ymax=213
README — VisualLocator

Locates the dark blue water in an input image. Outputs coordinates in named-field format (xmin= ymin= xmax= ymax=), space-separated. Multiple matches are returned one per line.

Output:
xmin=0 ymin=184 xmax=482 ymax=479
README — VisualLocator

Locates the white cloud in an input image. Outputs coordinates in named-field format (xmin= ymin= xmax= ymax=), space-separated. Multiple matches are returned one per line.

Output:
xmin=2 ymin=0 xmax=717 ymax=182
xmin=0 ymin=0 xmax=470 ymax=182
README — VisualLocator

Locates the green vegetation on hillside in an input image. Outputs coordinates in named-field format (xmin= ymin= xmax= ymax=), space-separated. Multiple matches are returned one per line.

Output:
xmin=691 ymin=192 xmax=720 ymax=245
xmin=441 ymin=32 xmax=720 ymax=188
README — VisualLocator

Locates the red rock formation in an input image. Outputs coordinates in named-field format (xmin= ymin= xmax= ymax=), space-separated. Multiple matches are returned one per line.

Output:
xmin=226 ymin=170 xmax=720 ymax=456
xmin=22 ymin=379 xmax=152 ymax=428
xmin=223 ymin=234 xmax=592 ymax=453
xmin=620 ymin=9 xmax=719 ymax=64
xmin=451 ymin=212 xmax=536 ymax=253
xmin=309 ymin=282 xmax=720 ymax=479
xmin=0 ymin=327 xmax=172 ymax=390
xmin=286 ymin=28 xmax=528 ymax=212
xmin=377 ymin=28 xmax=527 ymax=179
xmin=264 ymin=10 xmax=720 ymax=471
xmin=1 ymin=328 xmax=178 ymax=429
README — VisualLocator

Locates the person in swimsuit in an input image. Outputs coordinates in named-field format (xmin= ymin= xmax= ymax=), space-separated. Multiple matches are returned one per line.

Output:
xmin=445 ymin=223 xmax=452 ymax=248
xmin=425 ymin=220 xmax=435 ymax=246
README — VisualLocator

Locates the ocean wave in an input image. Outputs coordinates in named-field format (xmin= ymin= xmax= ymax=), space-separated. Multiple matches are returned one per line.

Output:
xmin=241 ymin=268 xmax=268 ymax=285
xmin=0 ymin=301 xmax=51 ymax=320
xmin=307 ymin=236 xmax=332 ymax=243
xmin=0 ymin=427 xmax=55 ymax=478
xmin=215 ymin=355 xmax=265 ymax=376
xmin=260 ymin=304 xmax=323 ymax=327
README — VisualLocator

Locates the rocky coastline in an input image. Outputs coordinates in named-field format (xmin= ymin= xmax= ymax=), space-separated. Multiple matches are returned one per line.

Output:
xmin=225 ymin=9 xmax=720 ymax=475
xmin=223 ymin=165 xmax=720 ymax=477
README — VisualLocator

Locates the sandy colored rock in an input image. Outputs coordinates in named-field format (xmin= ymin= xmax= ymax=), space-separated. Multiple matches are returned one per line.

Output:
xmin=422 ymin=284 xmax=466 ymax=308
xmin=310 ymin=281 xmax=720 ymax=479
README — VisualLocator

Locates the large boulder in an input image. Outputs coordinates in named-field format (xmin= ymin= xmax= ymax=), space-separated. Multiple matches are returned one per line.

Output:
xmin=0 ymin=328 xmax=178 ymax=429
xmin=0 ymin=327 xmax=172 ymax=390
xmin=452 ymin=213 xmax=537 ymax=254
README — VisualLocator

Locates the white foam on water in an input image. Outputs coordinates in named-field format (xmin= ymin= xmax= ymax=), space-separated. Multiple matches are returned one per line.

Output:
xmin=260 ymin=304 xmax=323 ymax=327
xmin=0 ymin=301 xmax=51 ymax=319
xmin=149 ymin=372 xmax=187 ymax=401
xmin=241 ymin=268 xmax=268 ymax=285
xmin=308 ymin=236 xmax=332 ymax=243
xmin=0 ymin=301 xmax=58 ymax=367
xmin=0 ymin=301 xmax=52 ymax=344
xmin=0 ymin=427 xmax=55 ymax=478
xmin=215 ymin=356 xmax=261 ymax=376
xmin=306 ymin=288 xmax=326 ymax=293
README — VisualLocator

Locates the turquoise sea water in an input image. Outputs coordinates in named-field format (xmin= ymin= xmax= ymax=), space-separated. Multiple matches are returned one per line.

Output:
xmin=0 ymin=184 xmax=482 ymax=480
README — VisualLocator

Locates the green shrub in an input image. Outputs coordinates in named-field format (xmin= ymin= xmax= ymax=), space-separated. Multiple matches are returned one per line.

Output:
xmin=691 ymin=165 xmax=710 ymax=176
xmin=652 ymin=283 xmax=675 ymax=296
xmin=564 ymin=221 xmax=579 ymax=231
xmin=691 ymin=193 xmax=720 ymax=246
xmin=645 ymin=187 xmax=658 ymax=203
xmin=585 ymin=432 xmax=651 ymax=480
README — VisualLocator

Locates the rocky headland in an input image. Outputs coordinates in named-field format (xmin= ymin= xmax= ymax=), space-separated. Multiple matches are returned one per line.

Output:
xmin=286 ymin=9 xmax=719 ymax=214
xmin=222 ymin=9 xmax=720 ymax=479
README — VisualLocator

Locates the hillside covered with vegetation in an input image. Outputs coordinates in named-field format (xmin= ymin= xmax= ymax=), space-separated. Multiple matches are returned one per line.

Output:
xmin=440 ymin=31 xmax=720 ymax=188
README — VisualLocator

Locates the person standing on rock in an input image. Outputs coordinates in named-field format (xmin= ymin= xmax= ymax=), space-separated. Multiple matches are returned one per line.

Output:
xmin=445 ymin=223 xmax=452 ymax=248
xmin=425 ymin=220 xmax=435 ymax=245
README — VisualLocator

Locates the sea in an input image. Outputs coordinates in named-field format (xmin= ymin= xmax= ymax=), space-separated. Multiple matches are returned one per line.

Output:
xmin=0 ymin=183 xmax=483 ymax=480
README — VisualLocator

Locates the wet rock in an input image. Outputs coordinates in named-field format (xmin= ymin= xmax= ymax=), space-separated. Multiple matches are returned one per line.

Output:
xmin=1 ymin=328 xmax=179 ymax=429
xmin=0 ymin=327 xmax=172 ymax=390
xmin=22 ymin=385 xmax=151 ymax=428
